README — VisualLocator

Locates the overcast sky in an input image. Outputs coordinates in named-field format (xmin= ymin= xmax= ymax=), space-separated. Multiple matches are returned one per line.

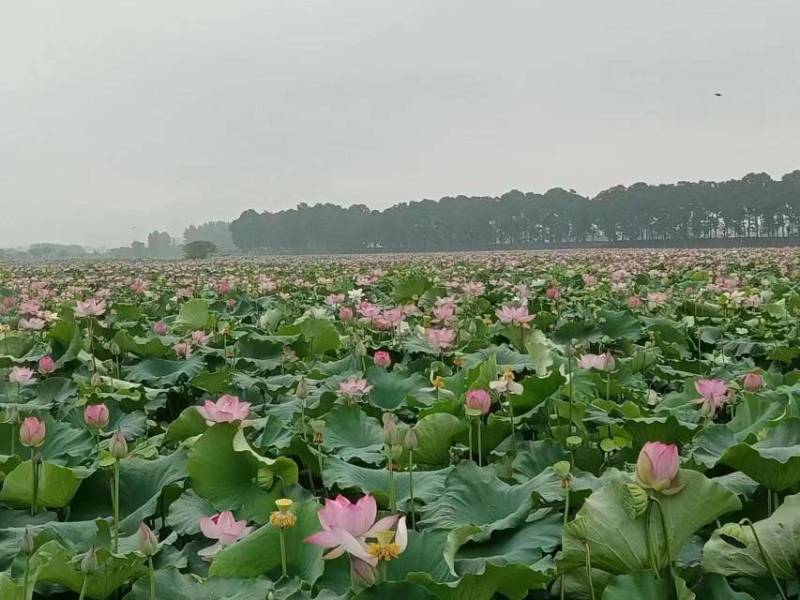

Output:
xmin=1 ymin=1 xmax=799 ymax=248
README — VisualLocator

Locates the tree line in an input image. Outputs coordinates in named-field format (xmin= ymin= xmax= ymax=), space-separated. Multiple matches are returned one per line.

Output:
xmin=225 ymin=171 xmax=800 ymax=253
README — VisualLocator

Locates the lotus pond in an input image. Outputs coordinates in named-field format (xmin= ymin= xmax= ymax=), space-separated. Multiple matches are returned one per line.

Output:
xmin=1 ymin=249 xmax=800 ymax=599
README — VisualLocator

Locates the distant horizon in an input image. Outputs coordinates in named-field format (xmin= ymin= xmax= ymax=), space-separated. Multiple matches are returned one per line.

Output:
xmin=3 ymin=167 xmax=798 ymax=252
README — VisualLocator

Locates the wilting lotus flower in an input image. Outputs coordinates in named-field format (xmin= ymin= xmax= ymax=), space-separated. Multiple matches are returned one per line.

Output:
xmin=84 ymin=404 xmax=110 ymax=429
xmin=197 ymin=395 xmax=251 ymax=424
xmin=152 ymin=320 xmax=169 ymax=335
xmin=742 ymin=372 xmax=763 ymax=392
xmin=74 ymin=298 xmax=106 ymax=318
xmin=635 ymin=442 xmax=683 ymax=495
xmin=577 ymin=351 xmax=615 ymax=372
xmin=694 ymin=378 xmax=730 ymax=417
xmin=490 ymin=369 xmax=524 ymax=395
xmin=465 ymin=389 xmax=492 ymax=415
xmin=495 ymin=305 xmax=535 ymax=327
xmin=373 ymin=351 xmax=392 ymax=369
xmin=305 ymin=495 xmax=404 ymax=567
xmin=19 ymin=416 xmax=46 ymax=448
xmin=38 ymin=355 xmax=56 ymax=375
xmin=339 ymin=378 xmax=373 ymax=398
xmin=9 ymin=366 xmax=36 ymax=385
xmin=198 ymin=511 xmax=253 ymax=560
xmin=425 ymin=328 xmax=456 ymax=352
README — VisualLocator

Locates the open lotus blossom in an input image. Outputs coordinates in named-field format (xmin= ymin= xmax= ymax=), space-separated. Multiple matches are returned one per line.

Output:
xmin=198 ymin=511 xmax=253 ymax=560
xmin=197 ymin=395 xmax=251 ymax=424
xmin=173 ymin=342 xmax=192 ymax=358
xmin=305 ymin=494 xmax=405 ymax=567
xmin=694 ymin=378 xmax=731 ymax=417
xmin=339 ymin=378 xmax=373 ymax=397
xmin=18 ymin=317 xmax=46 ymax=331
xmin=495 ymin=305 xmax=535 ymax=327
xmin=635 ymin=441 xmax=684 ymax=495
xmin=425 ymin=327 xmax=456 ymax=352
xmin=490 ymin=369 xmax=524 ymax=395
xmin=74 ymin=298 xmax=107 ymax=318
xmin=191 ymin=330 xmax=210 ymax=345
xmin=9 ymin=366 xmax=36 ymax=385
xmin=577 ymin=351 xmax=615 ymax=372
xmin=130 ymin=279 xmax=148 ymax=294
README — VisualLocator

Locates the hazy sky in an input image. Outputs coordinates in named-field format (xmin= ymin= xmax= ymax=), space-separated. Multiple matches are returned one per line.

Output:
xmin=2 ymin=1 xmax=799 ymax=248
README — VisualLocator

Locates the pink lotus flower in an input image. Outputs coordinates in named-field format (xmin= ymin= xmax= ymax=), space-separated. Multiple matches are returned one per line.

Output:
xmin=173 ymin=342 xmax=192 ymax=358
xmin=545 ymin=287 xmax=561 ymax=300
xmin=694 ymin=378 xmax=730 ymax=417
xmin=215 ymin=280 xmax=233 ymax=295
xmin=425 ymin=328 xmax=456 ymax=352
xmin=191 ymin=330 xmax=210 ymax=345
xmin=19 ymin=300 xmax=41 ymax=315
xmin=646 ymin=292 xmax=668 ymax=306
xmin=339 ymin=307 xmax=354 ymax=322
xmin=305 ymin=495 xmax=404 ymax=567
xmin=635 ymin=441 xmax=683 ymax=495
xmin=9 ymin=366 xmax=36 ymax=385
xmin=462 ymin=282 xmax=485 ymax=297
xmin=495 ymin=305 xmax=535 ymax=327
xmin=627 ymin=295 xmax=642 ymax=309
xmin=577 ymin=352 xmax=615 ymax=372
xmin=19 ymin=318 xmax=46 ymax=331
xmin=130 ymin=279 xmax=148 ymax=294
xmin=197 ymin=395 xmax=251 ymax=424
xmin=198 ymin=511 xmax=253 ymax=560
xmin=19 ymin=416 xmax=46 ymax=448
xmin=152 ymin=320 xmax=169 ymax=335
xmin=432 ymin=303 xmax=455 ymax=323
xmin=382 ymin=308 xmax=405 ymax=327
xmin=465 ymin=389 xmax=491 ymax=415
xmin=75 ymin=298 xmax=106 ymax=318
xmin=742 ymin=372 xmax=763 ymax=392
xmin=84 ymin=404 xmax=110 ymax=429
xmin=582 ymin=274 xmax=597 ymax=288
xmin=373 ymin=351 xmax=392 ymax=369
xmin=325 ymin=293 xmax=345 ymax=306
xmin=38 ymin=356 xmax=56 ymax=375
xmin=339 ymin=378 xmax=373 ymax=398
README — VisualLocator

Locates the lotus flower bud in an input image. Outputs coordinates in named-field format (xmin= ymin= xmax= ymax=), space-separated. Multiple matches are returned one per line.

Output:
xmin=351 ymin=554 xmax=378 ymax=588
xmin=295 ymin=377 xmax=309 ymax=400
xmin=152 ymin=320 xmax=169 ymax=335
xmin=742 ymin=372 xmax=763 ymax=392
xmin=109 ymin=429 xmax=128 ymax=460
xmin=109 ymin=342 xmax=121 ymax=357
xmin=38 ymin=355 xmax=56 ymax=375
xmin=382 ymin=413 xmax=401 ymax=445
xmin=404 ymin=428 xmax=418 ymax=450
xmin=338 ymin=307 xmax=354 ymax=322
xmin=83 ymin=403 xmax=110 ymax=429
xmin=622 ymin=482 xmax=649 ymax=519
xmin=373 ymin=351 xmax=392 ymax=369
xmin=91 ymin=372 xmax=103 ymax=387
xmin=81 ymin=547 xmax=98 ymax=575
xmin=465 ymin=389 xmax=491 ymax=416
xmin=635 ymin=442 xmax=683 ymax=495
xmin=19 ymin=416 xmax=46 ymax=448
xmin=20 ymin=528 xmax=34 ymax=554
xmin=137 ymin=523 xmax=159 ymax=556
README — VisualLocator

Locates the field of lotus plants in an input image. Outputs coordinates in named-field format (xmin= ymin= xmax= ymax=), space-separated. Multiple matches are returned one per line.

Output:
xmin=2 ymin=248 xmax=800 ymax=599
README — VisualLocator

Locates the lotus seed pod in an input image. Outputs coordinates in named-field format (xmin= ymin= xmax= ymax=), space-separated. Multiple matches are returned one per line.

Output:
xmin=81 ymin=546 xmax=98 ymax=575
xmin=109 ymin=429 xmax=129 ymax=460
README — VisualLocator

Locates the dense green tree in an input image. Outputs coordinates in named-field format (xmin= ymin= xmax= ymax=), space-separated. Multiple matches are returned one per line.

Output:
xmin=227 ymin=171 xmax=800 ymax=252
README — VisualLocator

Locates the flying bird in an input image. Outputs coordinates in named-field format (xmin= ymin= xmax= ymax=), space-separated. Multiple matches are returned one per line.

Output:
xmin=714 ymin=93 xmax=722 ymax=97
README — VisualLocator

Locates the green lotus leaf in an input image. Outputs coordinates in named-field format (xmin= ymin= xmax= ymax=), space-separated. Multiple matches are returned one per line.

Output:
xmin=124 ymin=568 xmax=273 ymax=600
xmin=367 ymin=367 xmax=426 ymax=410
xmin=126 ymin=355 xmax=205 ymax=386
xmin=720 ymin=418 xmax=800 ymax=491
xmin=322 ymin=405 xmax=384 ymax=464
xmin=601 ymin=572 xmax=671 ymax=600
xmin=0 ymin=460 xmax=92 ymax=509
xmin=174 ymin=298 xmax=211 ymax=331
